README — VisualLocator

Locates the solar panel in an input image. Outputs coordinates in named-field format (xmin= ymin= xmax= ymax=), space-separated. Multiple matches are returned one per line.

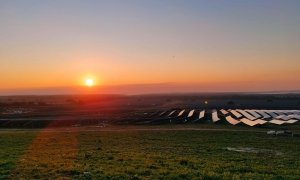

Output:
xmin=237 ymin=110 xmax=256 ymax=120
xmin=212 ymin=110 xmax=220 ymax=123
xmin=159 ymin=111 xmax=166 ymax=117
xmin=288 ymin=114 xmax=300 ymax=120
xmin=265 ymin=111 xmax=278 ymax=118
xmin=276 ymin=115 xmax=290 ymax=121
xmin=285 ymin=119 xmax=298 ymax=124
xmin=178 ymin=110 xmax=185 ymax=117
xmin=269 ymin=119 xmax=285 ymax=125
xmin=255 ymin=110 xmax=271 ymax=119
xmin=188 ymin=110 xmax=195 ymax=118
xmin=199 ymin=110 xmax=205 ymax=119
xmin=246 ymin=110 xmax=261 ymax=119
xmin=240 ymin=118 xmax=259 ymax=126
xmin=167 ymin=110 xmax=176 ymax=117
xmin=220 ymin=109 xmax=229 ymax=115
xmin=225 ymin=116 xmax=240 ymax=125
xmin=230 ymin=110 xmax=242 ymax=118
xmin=254 ymin=119 xmax=267 ymax=125
xmin=292 ymin=110 xmax=300 ymax=114
xmin=283 ymin=111 xmax=294 ymax=115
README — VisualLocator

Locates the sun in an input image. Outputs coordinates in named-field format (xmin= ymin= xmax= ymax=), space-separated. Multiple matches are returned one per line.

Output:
xmin=85 ymin=78 xmax=94 ymax=87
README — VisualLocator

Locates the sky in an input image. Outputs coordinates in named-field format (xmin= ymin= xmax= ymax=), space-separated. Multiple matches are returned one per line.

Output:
xmin=1 ymin=0 xmax=300 ymax=94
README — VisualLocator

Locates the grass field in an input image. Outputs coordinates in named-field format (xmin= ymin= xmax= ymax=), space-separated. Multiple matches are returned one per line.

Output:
xmin=1 ymin=126 xmax=300 ymax=179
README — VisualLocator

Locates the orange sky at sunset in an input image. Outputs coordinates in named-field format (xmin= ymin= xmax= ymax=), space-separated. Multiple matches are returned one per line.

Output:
xmin=1 ymin=1 xmax=300 ymax=94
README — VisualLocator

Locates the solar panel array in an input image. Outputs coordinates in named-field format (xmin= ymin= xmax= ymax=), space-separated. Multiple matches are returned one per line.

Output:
xmin=144 ymin=109 xmax=300 ymax=127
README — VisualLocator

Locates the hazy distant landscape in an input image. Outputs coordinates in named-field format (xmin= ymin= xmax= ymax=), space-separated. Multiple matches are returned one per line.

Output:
xmin=0 ymin=93 xmax=300 ymax=128
xmin=1 ymin=83 xmax=300 ymax=96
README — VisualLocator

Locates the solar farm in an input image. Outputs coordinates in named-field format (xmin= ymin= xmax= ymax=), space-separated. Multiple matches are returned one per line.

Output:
xmin=1 ymin=94 xmax=300 ymax=179
xmin=139 ymin=109 xmax=300 ymax=127
xmin=1 ymin=93 xmax=300 ymax=129
xmin=1 ymin=108 xmax=299 ymax=129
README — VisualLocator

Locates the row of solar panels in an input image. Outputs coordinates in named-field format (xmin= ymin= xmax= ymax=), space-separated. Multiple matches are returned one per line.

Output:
xmin=218 ymin=109 xmax=300 ymax=126
xmin=141 ymin=109 xmax=206 ymax=124
xmin=157 ymin=109 xmax=205 ymax=119
xmin=146 ymin=109 xmax=300 ymax=126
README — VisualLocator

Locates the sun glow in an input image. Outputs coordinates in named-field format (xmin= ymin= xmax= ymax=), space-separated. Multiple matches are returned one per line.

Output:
xmin=85 ymin=79 xmax=94 ymax=87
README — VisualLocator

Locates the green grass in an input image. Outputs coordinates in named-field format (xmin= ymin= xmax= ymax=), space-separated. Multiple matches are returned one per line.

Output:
xmin=1 ymin=127 xmax=300 ymax=179
xmin=0 ymin=132 xmax=36 ymax=179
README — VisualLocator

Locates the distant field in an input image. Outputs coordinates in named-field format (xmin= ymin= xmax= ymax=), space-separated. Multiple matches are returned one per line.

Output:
xmin=1 ymin=126 xmax=300 ymax=179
